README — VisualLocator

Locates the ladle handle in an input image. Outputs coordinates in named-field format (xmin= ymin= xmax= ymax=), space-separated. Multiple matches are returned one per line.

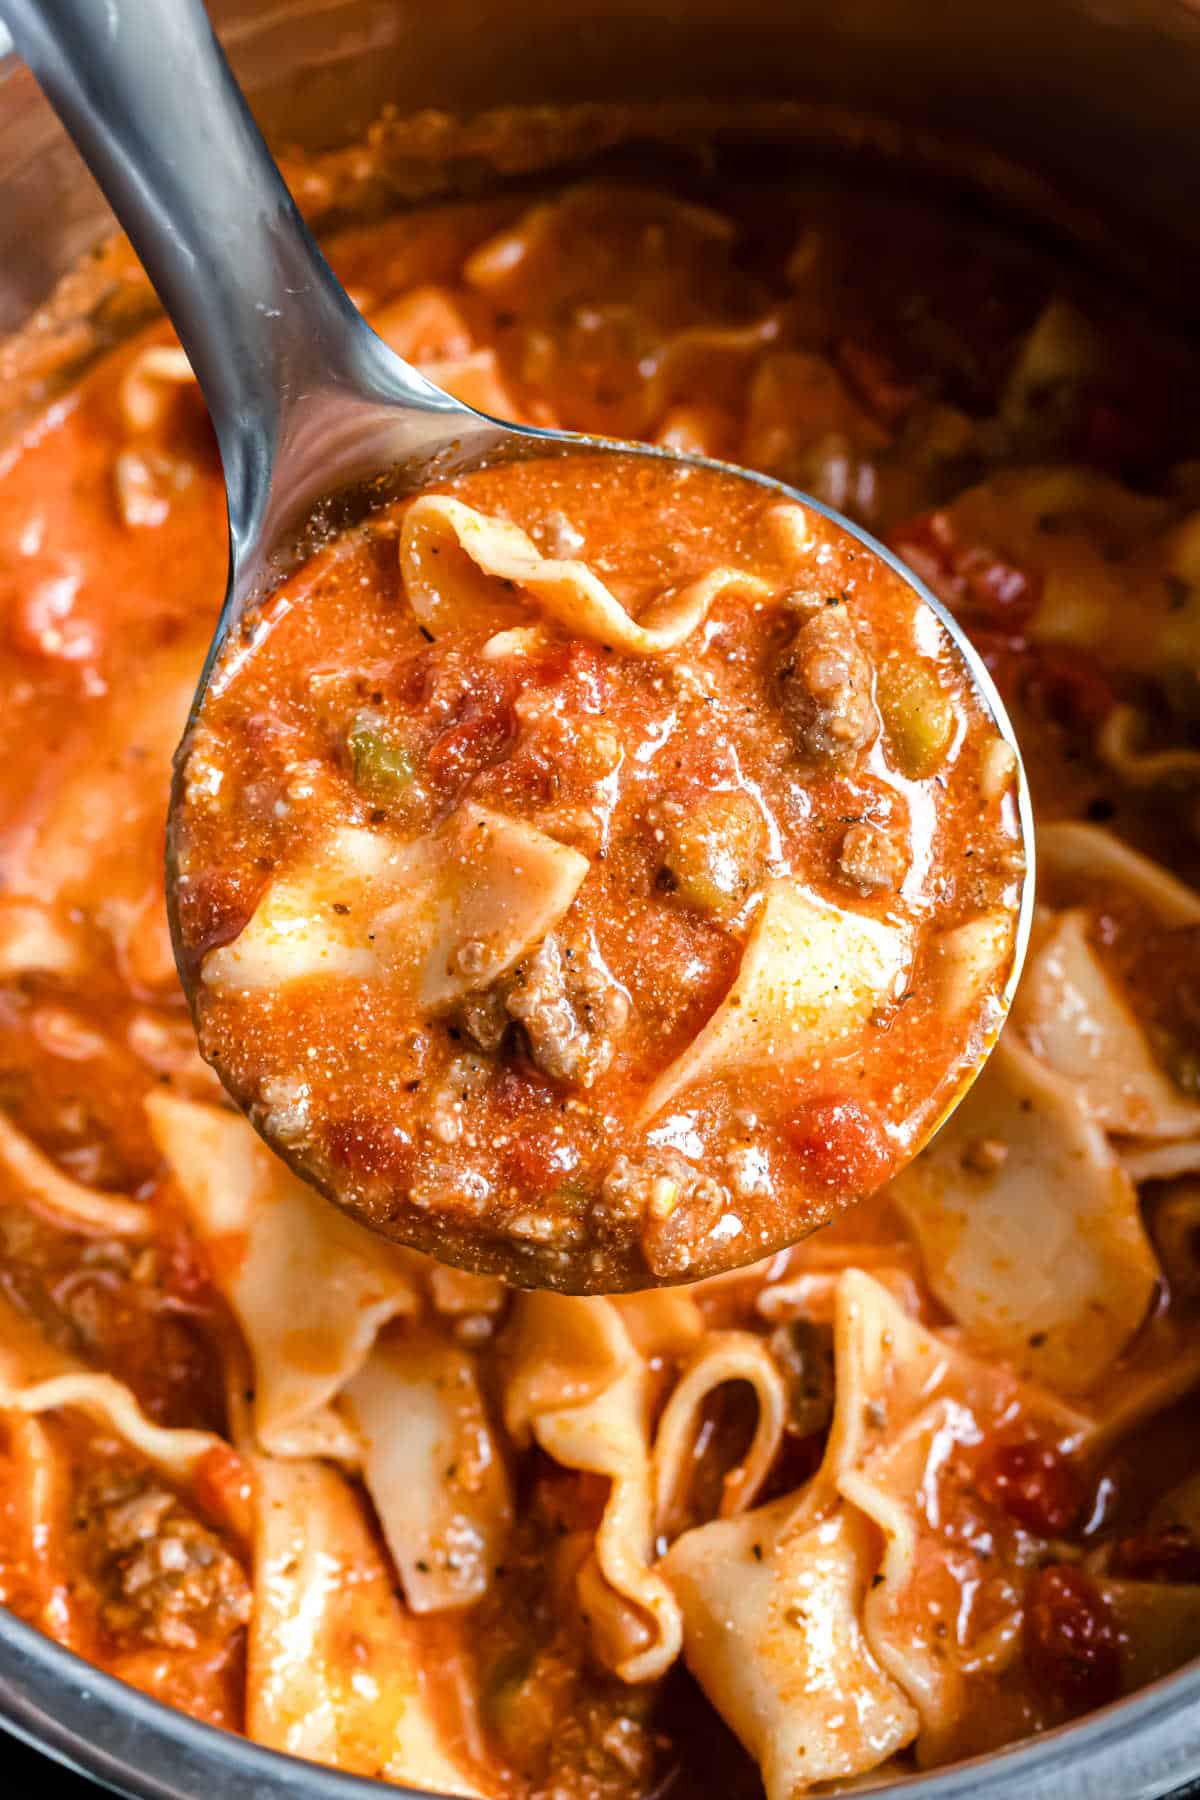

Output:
xmin=0 ymin=0 xmax=365 ymax=551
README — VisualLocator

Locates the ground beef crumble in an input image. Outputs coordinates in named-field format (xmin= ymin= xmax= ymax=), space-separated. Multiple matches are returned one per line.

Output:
xmin=79 ymin=1466 xmax=251 ymax=1651
xmin=778 ymin=603 xmax=879 ymax=769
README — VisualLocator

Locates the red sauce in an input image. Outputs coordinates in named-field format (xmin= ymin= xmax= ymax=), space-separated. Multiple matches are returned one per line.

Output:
xmin=173 ymin=454 xmax=1022 ymax=1290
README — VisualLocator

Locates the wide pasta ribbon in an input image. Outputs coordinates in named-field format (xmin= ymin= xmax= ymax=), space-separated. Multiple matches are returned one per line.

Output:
xmin=891 ymin=1032 xmax=1158 ymax=1392
xmin=663 ymin=1498 xmax=919 ymax=1797
xmin=148 ymin=1096 xmax=511 ymax=1613
xmin=0 ymin=1287 xmax=221 ymax=1485
xmin=1014 ymin=823 xmax=1200 ymax=1143
xmin=202 ymin=804 xmax=589 ymax=1006
xmin=400 ymin=494 xmax=771 ymax=657
xmin=249 ymin=1455 xmax=486 ymax=1795
xmin=638 ymin=879 xmax=910 ymax=1122
xmin=823 ymin=1272 xmax=1088 ymax=1763
xmin=503 ymin=1292 xmax=683 ymax=1683
xmin=663 ymin=1273 xmax=1093 ymax=1787
xmin=0 ymin=1108 xmax=150 ymax=1239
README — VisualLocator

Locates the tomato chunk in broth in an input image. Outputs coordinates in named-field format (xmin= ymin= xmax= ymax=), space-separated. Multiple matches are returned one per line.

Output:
xmin=172 ymin=452 xmax=1024 ymax=1290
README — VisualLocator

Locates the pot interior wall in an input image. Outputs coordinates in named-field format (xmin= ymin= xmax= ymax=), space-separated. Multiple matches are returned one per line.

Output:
xmin=3 ymin=0 xmax=1200 ymax=336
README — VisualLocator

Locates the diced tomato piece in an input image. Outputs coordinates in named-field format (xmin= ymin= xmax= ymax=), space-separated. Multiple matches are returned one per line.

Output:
xmin=890 ymin=510 xmax=1042 ymax=631
xmin=1111 ymin=1526 xmax=1200 ymax=1586
xmin=526 ymin=639 xmax=610 ymax=713
xmin=426 ymin=682 xmax=517 ymax=786
xmin=177 ymin=867 xmax=265 ymax=967
xmin=504 ymin=1129 xmax=579 ymax=1197
xmin=325 ymin=1115 xmax=416 ymax=1181
xmin=193 ymin=1442 xmax=257 ymax=1545
xmin=784 ymin=1097 xmax=893 ymax=1197
xmin=157 ymin=1217 xmax=222 ymax=1313
xmin=836 ymin=338 xmax=919 ymax=426
xmin=390 ymin=646 xmax=436 ymax=707
xmin=975 ymin=1434 xmax=1085 ymax=1536
xmin=1020 ymin=644 xmax=1115 ymax=732
xmin=963 ymin=626 xmax=1027 ymax=702
xmin=1024 ymin=1564 xmax=1121 ymax=1713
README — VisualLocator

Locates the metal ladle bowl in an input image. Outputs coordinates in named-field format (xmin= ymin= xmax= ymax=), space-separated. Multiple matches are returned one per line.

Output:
xmin=0 ymin=0 xmax=1034 ymax=1266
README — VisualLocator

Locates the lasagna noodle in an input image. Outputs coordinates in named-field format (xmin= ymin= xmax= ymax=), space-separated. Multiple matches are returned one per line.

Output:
xmin=826 ymin=1273 xmax=1087 ymax=1761
xmin=663 ymin=1497 xmax=919 ymax=1797
xmin=399 ymin=494 xmax=772 ymax=656
xmin=0 ymin=1108 xmax=150 ymax=1239
xmin=149 ymin=1096 xmax=513 ymax=1614
xmin=248 ymin=1456 xmax=486 ymax=1797
xmin=639 ymin=880 xmax=910 ymax=1122
xmin=201 ymin=805 xmax=589 ymax=1007
xmin=0 ymin=1289 xmax=221 ymax=1484
xmin=652 ymin=1329 xmax=787 ymax=1533
xmin=146 ymin=1093 xmax=421 ymax=1461
xmin=1038 ymin=821 xmax=1200 ymax=926
xmin=462 ymin=183 xmax=736 ymax=297
xmin=341 ymin=1328 xmax=512 ymax=1613
xmin=0 ymin=632 xmax=204 ymax=985
xmin=663 ymin=1271 xmax=1093 ymax=1790
xmin=1097 ymin=703 xmax=1200 ymax=788
xmin=502 ymin=1291 xmax=682 ymax=1683
xmin=638 ymin=314 xmax=784 ymax=425
xmin=1014 ymin=909 xmax=1200 ymax=1140
xmin=891 ymin=1032 xmax=1158 ymax=1391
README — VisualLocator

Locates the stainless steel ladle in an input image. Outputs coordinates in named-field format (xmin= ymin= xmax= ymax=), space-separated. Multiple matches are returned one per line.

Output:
xmin=0 ymin=0 xmax=1034 ymax=1213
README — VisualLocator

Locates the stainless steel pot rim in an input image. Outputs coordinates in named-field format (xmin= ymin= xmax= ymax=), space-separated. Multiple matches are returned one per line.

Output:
xmin=2 ymin=1603 xmax=1200 ymax=1800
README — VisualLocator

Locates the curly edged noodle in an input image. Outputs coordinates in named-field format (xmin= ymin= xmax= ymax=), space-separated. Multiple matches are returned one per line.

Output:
xmin=0 ymin=1286 xmax=221 ymax=1485
xmin=501 ymin=1289 xmax=787 ymax=1684
xmin=942 ymin=469 xmax=1200 ymax=781
xmin=891 ymin=1033 xmax=1157 ymax=1392
xmin=890 ymin=824 xmax=1187 ymax=1400
xmin=147 ymin=1094 xmax=511 ymax=1618
xmin=662 ymin=1272 xmax=1091 ymax=1795
xmin=462 ymin=183 xmax=737 ymax=295
xmin=638 ymin=313 xmax=785 ymax=423
xmin=931 ymin=465 xmax=1190 ymax=682
xmin=1014 ymin=823 xmax=1200 ymax=1140
xmin=0 ymin=1107 xmax=150 ymax=1238
xmin=202 ymin=803 xmax=589 ymax=1006
xmin=1098 ymin=703 xmax=1200 ymax=788
xmin=399 ymin=494 xmax=772 ymax=657
xmin=142 ymin=1095 xmax=496 ymax=1793
xmin=0 ymin=631 xmax=201 ymax=987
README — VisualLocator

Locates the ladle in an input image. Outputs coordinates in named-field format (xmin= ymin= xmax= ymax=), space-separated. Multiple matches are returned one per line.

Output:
xmin=1 ymin=0 xmax=1035 ymax=1282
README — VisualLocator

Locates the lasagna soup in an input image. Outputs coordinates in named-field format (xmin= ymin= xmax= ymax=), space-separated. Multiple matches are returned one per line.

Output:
xmin=0 ymin=159 xmax=1198 ymax=1799
xmin=173 ymin=451 xmax=1023 ymax=1292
